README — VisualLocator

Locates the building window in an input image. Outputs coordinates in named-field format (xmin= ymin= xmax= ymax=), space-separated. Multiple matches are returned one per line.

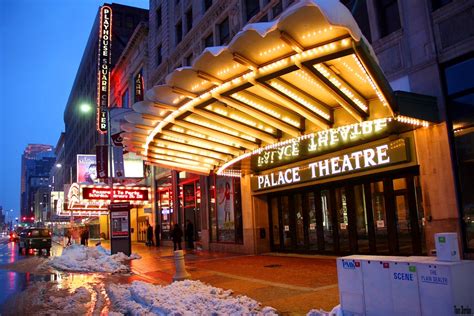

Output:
xmin=121 ymin=89 xmax=129 ymax=108
xmin=272 ymin=0 xmax=283 ymax=19
xmin=204 ymin=33 xmax=213 ymax=47
xmin=185 ymin=8 xmax=193 ymax=33
xmin=443 ymin=56 xmax=474 ymax=252
xmin=341 ymin=0 xmax=372 ymax=42
xmin=176 ymin=20 xmax=183 ymax=45
xmin=244 ymin=0 xmax=260 ymax=22
xmin=185 ymin=53 xmax=193 ymax=66
xmin=376 ymin=0 xmax=401 ymax=38
xmin=218 ymin=17 xmax=230 ymax=45
xmin=126 ymin=15 xmax=134 ymax=28
xmin=157 ymin=45 xmax=162 ymax=66
xmin=115 ymin=12 xmax=122 ymax=27
xmin=431 ymin=0 xmax=452 ymax=11
xmin=203 ymin=0 xmax=212 ymax=12
xmin=209 ymin=176 xmax=243 ymax=243
xmin=156 ymin=6 xmax=162 ymax=28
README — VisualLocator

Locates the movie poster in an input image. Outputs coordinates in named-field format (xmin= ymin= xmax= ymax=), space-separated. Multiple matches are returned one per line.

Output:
xmin=216 ymin=176 xmax=234 ymax=242
xmin=77 ymin=154 xmax=99 ymax=184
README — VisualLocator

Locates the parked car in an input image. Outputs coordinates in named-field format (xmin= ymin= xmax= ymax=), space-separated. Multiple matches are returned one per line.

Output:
xmin=18 ymin=228 xmax=52 ymax=254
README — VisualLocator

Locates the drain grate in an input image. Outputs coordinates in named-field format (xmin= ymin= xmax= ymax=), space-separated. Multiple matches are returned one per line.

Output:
xmin=263 ymin=264 xmax=282 ymax=268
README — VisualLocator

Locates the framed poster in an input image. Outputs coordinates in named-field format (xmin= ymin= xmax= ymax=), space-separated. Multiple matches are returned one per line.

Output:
xmin=111 ymin=211 xmax=129 ymax=238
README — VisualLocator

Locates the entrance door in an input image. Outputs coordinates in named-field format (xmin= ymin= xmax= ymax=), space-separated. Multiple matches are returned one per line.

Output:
xmin=182 ymin=181 xmax=201 ymax=242
xmin=268 ymin=172 xmax=425 ymax=255
xmin=137 ymin=216 xmax=148 ymax=242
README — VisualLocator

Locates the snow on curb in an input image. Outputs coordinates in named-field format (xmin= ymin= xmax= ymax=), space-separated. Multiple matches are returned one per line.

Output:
xmin=108 ymin=280 xmax=278 ymax=315
xmin=307 ymin=305 xmax=342 ymax=316
xmin=49 ymin=244 xmax=140 ymax=273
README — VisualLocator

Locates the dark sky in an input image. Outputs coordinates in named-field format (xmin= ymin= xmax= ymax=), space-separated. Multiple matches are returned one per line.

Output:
xmin=0 ymin=0 xmax=149 ymax=220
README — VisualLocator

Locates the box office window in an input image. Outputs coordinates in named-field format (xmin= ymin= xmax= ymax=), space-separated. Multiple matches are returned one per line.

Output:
xmin=209 ymin=175 xmax=243 ymax=243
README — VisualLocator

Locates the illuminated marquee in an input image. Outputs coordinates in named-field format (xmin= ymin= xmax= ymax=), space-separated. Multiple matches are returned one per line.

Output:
xmin=252 ymin=138 xmax=409 ymax=191
xmin=81 ymin=186 xmax=150 ymax=202
xmin=253 ymin=118 xmax=391 ymax=171
xmin=97 ymin=5 xmax=112 ymax=133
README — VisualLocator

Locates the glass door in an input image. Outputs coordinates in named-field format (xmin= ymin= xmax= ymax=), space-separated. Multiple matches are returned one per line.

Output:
xmin=294 ymin=193 xmax=305 ymax=248
xmin=335 ymin=187 xmax=350 ymax=253
xmin=281 ymin=195 xmax=292 ymax=248
xmin=354 ymin=184 xmax=371 ymax=253
xmin=321 ymin=189 xmax=334 ymax=252
xmin=269 ymin=196 xmax=281 ymax=250
xmin=307 ymin=192 xmax=318 ymax=250
xmin=370 ymin=181 xmax=390 ymax=254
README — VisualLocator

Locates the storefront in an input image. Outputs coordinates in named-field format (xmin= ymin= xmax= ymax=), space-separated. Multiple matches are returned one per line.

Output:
xmin=124 ymin=1 xmax=461 ymax=256
xmin=250 ymin=122 xmax=427 ymax=255
xmin=62 ymin=183 xmax=152 ymax=242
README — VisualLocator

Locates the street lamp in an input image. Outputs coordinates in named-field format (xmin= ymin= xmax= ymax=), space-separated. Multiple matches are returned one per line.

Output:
xmin=80 ymin=103 xmax=93 ymax=113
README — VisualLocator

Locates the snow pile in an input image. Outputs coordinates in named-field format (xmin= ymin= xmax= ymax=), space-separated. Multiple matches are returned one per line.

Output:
xmin=49 ymin=244 xmax=140 ymax=273
xmin=108 ymin=280 xmax=277 ymax=315
xmin=307 ymin=305 xmax=342 ymax=316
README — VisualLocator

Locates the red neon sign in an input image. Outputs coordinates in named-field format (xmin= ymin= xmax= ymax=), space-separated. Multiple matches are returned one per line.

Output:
xmin=96 ymin=5 xmax=112 ymax=134
xmin=82 ymin=187 xmax=149 ymax=201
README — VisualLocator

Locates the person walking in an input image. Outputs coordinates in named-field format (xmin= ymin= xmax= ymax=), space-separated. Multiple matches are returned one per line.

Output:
xmin=65 ymin=228 xmax=72 ymax=247
xmin=146 ymin=222 xmax=154 ymax=246
xmin=171 ymin=223 xmax=183 ymax=251
xmin=186 ymin=220 xmax=194 ymax=250
xmin=154 ymin=224 xmax=160 ymax=247
xmin=80 ymin=227 xmax=86 ymax=246
xmin=84 ymin=226 xmax=89 ymax=246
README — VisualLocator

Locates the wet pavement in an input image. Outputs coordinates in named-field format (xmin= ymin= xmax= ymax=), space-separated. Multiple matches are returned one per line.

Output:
xmin=0 ymin=237 xmax=340 ymax=315
xmin=106 ymin=241 xmax=341 ymax=314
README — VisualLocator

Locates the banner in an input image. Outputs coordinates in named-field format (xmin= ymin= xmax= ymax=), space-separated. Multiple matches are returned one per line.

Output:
xmin=96 ymin=145 xmax=108 ymax=179
xmin=77 ymin=155 xmax=100 ymax=184
xmin=216 ymin=176 xmax=235 ymax=242
xmin=113 ymin=147 xmax=125 ymax=178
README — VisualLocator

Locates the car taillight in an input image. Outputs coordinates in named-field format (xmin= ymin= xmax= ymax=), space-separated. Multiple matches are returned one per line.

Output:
xmin=27 ymin=232 xmax=32 ymax=237
xmin=49 ymin=232 xmax=52 ymax=236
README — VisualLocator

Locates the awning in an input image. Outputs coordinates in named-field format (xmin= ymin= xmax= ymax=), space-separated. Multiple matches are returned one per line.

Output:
xmin=124 ymin=0 xmax=431 ymax=176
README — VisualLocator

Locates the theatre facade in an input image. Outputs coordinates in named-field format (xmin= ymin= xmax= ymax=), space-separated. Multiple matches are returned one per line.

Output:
xmin=124 ymin=1 xmax=460 ymax=256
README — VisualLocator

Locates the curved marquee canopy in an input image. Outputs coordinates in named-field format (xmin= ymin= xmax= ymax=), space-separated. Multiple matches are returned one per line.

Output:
xmin=124 ymin=0 xmax=426 ymax=176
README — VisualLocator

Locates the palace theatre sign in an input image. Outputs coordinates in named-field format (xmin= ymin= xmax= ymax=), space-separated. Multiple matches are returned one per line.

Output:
xmin=251 ymin=125 xmax=410 ymax=191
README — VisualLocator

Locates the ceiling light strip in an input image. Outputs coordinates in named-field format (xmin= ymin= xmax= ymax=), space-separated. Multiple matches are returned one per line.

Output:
xmin=253 ymin=80 xmax=331 ymax=130
xmin=194 ymin=109 xmax=276 ymax=144
xmin=173 ymin=120 xmax=259 ymax=150
xmin=313 ymin=63 xmax=368 ymax=112
xmin=160 ymin=130 xmax=240 ymax=156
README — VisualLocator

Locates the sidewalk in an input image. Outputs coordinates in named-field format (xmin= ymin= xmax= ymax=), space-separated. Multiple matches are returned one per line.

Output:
xmin=101 ymin=241 xmax=340 ymax=314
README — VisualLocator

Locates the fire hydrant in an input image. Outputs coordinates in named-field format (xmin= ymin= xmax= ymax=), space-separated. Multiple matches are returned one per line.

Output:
xmin=173 ymin=250 xmax=191 ymax=281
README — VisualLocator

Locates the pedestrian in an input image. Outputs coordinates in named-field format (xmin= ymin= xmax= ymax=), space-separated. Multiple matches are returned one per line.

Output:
xmin=154 ymin=224 xmax=160 ymax=247
xmin=171 ymin=223 xmax=183 ymax=251
xmin=80 ymin=227 xmax=86 ymax=246
xmin=186 ymin=220 xmax=194 ymax=250
xmin=84 ymin=226 xmax=89 ymax=246
xmin=146 ymin=222 xmax=154 ymax=246
xmin=65 ymin=228 xmax=72 ymax=247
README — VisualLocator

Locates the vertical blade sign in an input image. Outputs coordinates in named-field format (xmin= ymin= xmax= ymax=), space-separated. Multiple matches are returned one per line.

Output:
xmin=97 ymin=6 xmax=112 ymax=133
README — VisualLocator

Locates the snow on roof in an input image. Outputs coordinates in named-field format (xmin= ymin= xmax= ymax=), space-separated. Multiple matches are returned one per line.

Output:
xmin=49 ymin=245 xmax=140 ymax=273
xmin=108 ymin=280 xmax=278 ymax=315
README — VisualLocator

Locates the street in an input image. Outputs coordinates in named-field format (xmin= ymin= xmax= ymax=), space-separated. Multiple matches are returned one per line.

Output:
xmin=0 ymin=237 xmax=139 ymax=315
xmin=0 ymin=237 xmax=57 ymax=307
xmin=0 ymin=236 xmax=341 ymax=314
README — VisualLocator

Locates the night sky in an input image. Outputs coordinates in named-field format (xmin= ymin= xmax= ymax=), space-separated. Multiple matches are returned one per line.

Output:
xmin=0 ymin=0 xmax=149 ymax=220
